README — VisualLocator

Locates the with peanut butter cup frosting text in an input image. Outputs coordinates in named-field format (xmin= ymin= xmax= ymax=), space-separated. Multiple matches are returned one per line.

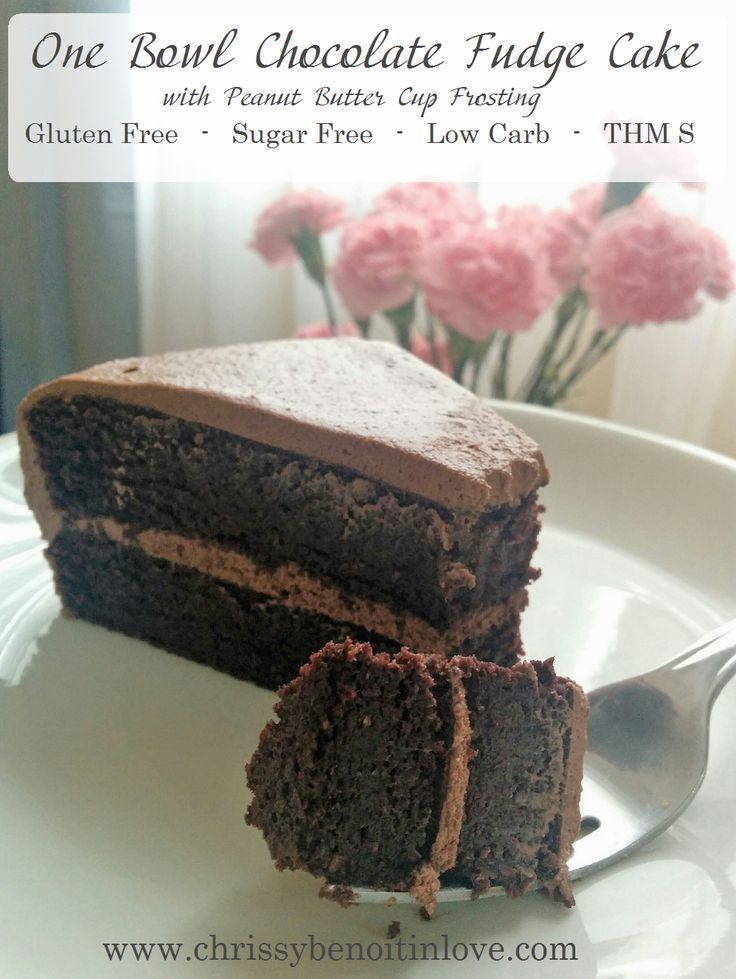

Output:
xmin=18 ymin=338 xmax=548 ymax=688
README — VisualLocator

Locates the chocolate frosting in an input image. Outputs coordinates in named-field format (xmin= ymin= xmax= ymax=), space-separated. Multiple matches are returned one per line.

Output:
xmin=17 ymin=338 xmax=548 ymax=511
xmin=410 ymin=664 xmax=473 ymax=915
xmin=70 ymin=518 xmax=518 ymax=652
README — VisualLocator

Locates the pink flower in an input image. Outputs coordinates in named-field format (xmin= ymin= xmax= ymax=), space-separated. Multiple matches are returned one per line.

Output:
xmin=497 ymin=186 xmax=605 ymax=293
xmin=251 ymin=190 xmax=347 ymax=264
xmin=374 ymin=183 xmax=485 ymax=236
xmin=541 ymin=210 xmax=587 ymax=293
xmin=495 ymin=186 xmax=605 ymax=293
xmin=494 ymin=204 xmax=546 ymax=247
xmin=569 ymin=184 xmax=606 ymax=226
xmin=419 ymin=224 xmax=557 ymax=340
xmin=583 ymin=196 xmax=734 ymax=327
xmin=544 ymin=185 xmax=606 ymax=291
xmin=332 ymin=211 xmax=427 ymax=318
xmin=410 ymin=333 xmax=453 ymax=376
xmin=294 ymin=321 xmax=361 ymax=339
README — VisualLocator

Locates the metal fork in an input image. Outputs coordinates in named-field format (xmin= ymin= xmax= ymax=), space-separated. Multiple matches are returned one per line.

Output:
xmin=569 ymin=617 xmax=736 ymax=879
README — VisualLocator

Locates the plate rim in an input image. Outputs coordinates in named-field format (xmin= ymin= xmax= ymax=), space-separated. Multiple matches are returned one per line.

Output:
xmin=493 ymin=400 xmax=736 ymax=475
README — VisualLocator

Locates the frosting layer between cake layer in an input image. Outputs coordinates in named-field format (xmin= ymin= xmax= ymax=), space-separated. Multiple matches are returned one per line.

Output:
xmin=22 ymin=395 xmax=542 ymax=631
xmin=73 ymin=518 xmax=525 ymax=655
xmin=47 ymin=524 xmax=524 ymax=687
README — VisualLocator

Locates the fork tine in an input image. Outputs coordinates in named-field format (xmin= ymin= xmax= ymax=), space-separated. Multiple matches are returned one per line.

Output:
xmin=568 ymin=777 xmax=643 ymax=879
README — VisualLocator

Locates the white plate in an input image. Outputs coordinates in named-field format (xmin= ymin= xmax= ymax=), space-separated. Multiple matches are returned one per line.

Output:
xmin=1 ymin=404 xmax=735 ymax=979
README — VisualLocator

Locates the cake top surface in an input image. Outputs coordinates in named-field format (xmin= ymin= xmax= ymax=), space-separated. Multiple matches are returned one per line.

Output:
xmin=19 ymin=338 xmax=547 ymax=510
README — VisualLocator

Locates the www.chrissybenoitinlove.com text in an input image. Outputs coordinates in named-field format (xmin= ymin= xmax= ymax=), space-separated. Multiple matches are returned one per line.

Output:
xmin=102 ymin=932 xmax=579 ymax=967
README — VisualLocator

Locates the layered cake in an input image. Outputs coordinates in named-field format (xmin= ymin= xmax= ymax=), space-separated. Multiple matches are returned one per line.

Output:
xmin=246 ymin=639 xmax=588 ymax=914
xmin=17 ymin=338 xmax=548 ymax=689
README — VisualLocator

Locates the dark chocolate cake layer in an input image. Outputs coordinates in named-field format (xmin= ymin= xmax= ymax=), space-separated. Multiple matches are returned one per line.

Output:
xmin=25 ymin=396 xmax=541 ymax=628
xmin=444 ymin=657 xmax=584 ymax=902
xmin=18 ymin=339 xmax=548 ymax=512
xmin=247 ymin=644 xmax=450 ymax=888
xmin=18 ymin=339 xmax=549 ymax=688
xmin=48 ymin=527 xmax=522 ymax=688
xmin=246 ymin=640 xmax=588 ymax=913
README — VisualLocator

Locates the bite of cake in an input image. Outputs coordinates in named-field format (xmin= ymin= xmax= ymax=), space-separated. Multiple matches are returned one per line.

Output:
xmin=246 ymin=639 xmax=588 ymax=914
xmin=17 ymin=338 xmax=548 ymax=689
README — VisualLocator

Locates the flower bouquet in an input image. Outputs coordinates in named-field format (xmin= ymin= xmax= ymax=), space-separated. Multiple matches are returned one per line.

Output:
xmin=250 ymin=183 xmax=733 ymax=407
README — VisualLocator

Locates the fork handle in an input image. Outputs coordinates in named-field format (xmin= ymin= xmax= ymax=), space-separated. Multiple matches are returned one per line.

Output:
xmin=666 ymin=619 xmax=736 ymax=699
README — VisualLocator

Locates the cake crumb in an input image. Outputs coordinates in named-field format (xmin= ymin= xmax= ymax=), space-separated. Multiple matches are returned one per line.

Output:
xmin=318 ymin=883 xmax=358 ymax=908
xmin=387 ymin=920 xmax=400 ymax=939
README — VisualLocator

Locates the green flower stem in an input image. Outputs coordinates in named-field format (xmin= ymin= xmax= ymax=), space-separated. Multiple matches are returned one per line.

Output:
xmin=517 ymin=288 xmax=585 ymax=403
xmin=492 ymin=334 xmax=514 ymax=399
xmin=553 ymin=300 xmax=588 ymax=369
xmin=511 ymin=181 xmax=646 ymax=402
xmin=566 ymin=329 xmax=609 ymax=380
xmin=549 ymin=326 xmax=628 ymax=404
xmin=425 ymin=312 xmax=440 ymax=369
xmin=320 ymin=281 xmax=339 ymax=333
xmin=290 ymin=228 xmax=339 ymax=333
xmin=385 ymin=297 xmax=416 ymax=350
xmin=447 ymin=330 xmax=475 ymax=384
xmin=523 ymin=319 xmax=568 ymax=403
xmin=395 ymin=323 xmax=411 ymax=349
xmin=292 ymin=229 xmax=325 ymax=282
xmin=533 ymin=297 xmax=590 ymax=404
xmin=601 ymin=181 xmax=649 ymax=215
xmin=470 ymin=333 xmax=497 ymax=393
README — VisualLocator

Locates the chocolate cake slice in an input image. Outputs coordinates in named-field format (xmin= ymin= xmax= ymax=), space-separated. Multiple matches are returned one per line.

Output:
xmin=246 ymin=639 xmax=588 ymax=914
xmin=17 ymin=338 xmax=548 ymax=688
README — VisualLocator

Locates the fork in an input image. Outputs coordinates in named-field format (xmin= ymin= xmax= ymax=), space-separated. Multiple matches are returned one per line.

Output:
xmin=569 ymin=617 xmax=736 ymax=879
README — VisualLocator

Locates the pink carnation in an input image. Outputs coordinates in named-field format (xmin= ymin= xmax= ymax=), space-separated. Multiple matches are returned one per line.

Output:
xmin=374 ymin=183 xmax=484 ymax=236
xmin=544 ymin=185 xmax=605 ymax=291
xmin=583 ymin=196 xmax=734 ymax=328
xmin=497 ymin=185 xmax=605 ymax=293
xmin=541 ymin=210 xmax=587 ymax=292
xmin=569 ymin=184 xmax=606 ymax=227
xmin=496 ymin=204 xmax=565 ymax=290
xmin=419 ymin=224 xmax=557 ymax=340
xmin=251 ymin=190 xmax=347 ymax=264
xmin=332 ymin=210 xmax=426 ymax=318
xmin=495 ymin=204 xmax=546 ymax=248
xmin=294 ymin=321 xmax=361 ymax=339
xmin=410 ymin=333 xmax=452 ymax=376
